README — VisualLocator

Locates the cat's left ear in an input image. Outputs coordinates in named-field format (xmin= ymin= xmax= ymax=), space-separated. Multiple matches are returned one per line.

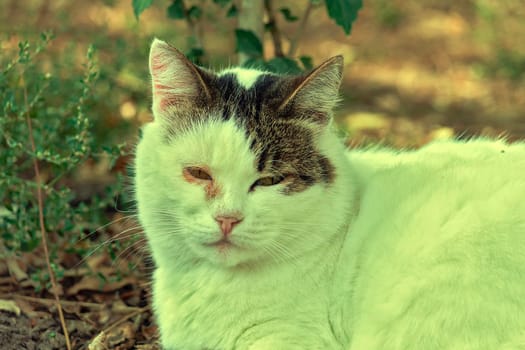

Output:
xmin=149 ymin=38 xmax=211 ymax=117
xmin=279 ymin=56 xmax=344 ymax=119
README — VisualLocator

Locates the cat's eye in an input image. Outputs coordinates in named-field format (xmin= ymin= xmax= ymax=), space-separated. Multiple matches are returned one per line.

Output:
xmin=184 ymin=167 xmax=212 ymax=181
xmin=251 ymin=175 xmax=286 ymax=189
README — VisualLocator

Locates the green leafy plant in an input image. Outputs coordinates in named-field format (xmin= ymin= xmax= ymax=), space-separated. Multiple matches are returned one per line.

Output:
xmin=0 ymin=33 xmax=125 ymax=270
xmin=132 ymin=0 xmax=363 ymax=72
xmin=373 ymin=0 xmax=403 ymax=29
xmin=474 ymin=48 xmax=525 ymax=82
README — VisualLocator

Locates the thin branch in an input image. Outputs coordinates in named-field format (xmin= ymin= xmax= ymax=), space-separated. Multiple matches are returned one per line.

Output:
xmin=103 ymin=306 xmax=149 ymax=334
xmin=24 ymin=85 xmax=72 ymax=350
xmin=8 ymin=294 xmax=105 ymax=310
xmin=264 ymin=0 xmax=284 ymax=57
xmin=6 ymin=294 xmax=146 ymax=312
xmin=180 ymin=0 xmax=204 ymax=54
xmin=288 ymin=1 xmax=315 ymax=58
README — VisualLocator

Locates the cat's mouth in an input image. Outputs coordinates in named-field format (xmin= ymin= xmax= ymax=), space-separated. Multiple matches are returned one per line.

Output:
xmin=204 ymin=238 xmax=236 ymax=249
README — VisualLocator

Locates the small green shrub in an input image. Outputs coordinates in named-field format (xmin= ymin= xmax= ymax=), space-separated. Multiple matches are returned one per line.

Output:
xmin=0 ymin=33 xmax=125 ymax=288
xmin=374 ymin=0 xmax=403 ymax=29
xmin=473 ymin=48 xmax=525 ymax=82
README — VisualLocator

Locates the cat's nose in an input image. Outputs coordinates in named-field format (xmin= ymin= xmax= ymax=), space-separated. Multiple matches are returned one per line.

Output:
xmin=215 ymin=214 xmax=243 ymax=236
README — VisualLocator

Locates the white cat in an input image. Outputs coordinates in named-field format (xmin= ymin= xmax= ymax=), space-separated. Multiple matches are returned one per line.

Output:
xmin=135 ymin=39 xmax=525 ymax=350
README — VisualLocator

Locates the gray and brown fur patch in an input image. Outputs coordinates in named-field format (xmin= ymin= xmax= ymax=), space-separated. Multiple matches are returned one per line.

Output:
xmin=163 ymin=62 xmax=341 ymax=194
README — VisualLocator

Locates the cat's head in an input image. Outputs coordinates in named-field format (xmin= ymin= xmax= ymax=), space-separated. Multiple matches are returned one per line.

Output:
xmin=135 ymin=39 xmax=350 ymax=268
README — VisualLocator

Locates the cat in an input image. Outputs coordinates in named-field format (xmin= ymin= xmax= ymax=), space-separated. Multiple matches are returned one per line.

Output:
xmin=134 ymin=38 xmax=525 ymax=350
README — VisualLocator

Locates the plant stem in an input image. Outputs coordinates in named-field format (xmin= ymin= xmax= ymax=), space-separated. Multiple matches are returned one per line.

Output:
xmin=264 ymin=0 xmax=284 ymax=57
xmin=24 ymin=84 xmax=72 ymax=350
xmin=288 ymin=1 xmax=315 ymax=58
xmin=180 ymin=0 xmax=204 ymax=55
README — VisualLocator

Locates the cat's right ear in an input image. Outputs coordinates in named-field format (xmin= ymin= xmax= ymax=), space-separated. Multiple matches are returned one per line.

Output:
xmin=149 ymin=39 xmax=211 ymax=117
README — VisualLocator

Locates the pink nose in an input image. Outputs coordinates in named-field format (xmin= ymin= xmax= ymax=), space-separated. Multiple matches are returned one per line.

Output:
xmin=215 ymin=215 xmax=243 ymax=236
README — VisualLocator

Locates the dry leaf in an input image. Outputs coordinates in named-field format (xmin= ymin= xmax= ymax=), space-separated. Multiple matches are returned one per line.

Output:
xmin=6 ymin=258 xmax=28 ymax=282
xmin=107 ymin=322 xmax=135 ymax=349
xmin=140 ymin=324 xmax=158 ymax=340
xmin=88 ymin=331 xmax=107 ymax=350
xmin=67 ymin=276 xmax=137 ymax=295
xmin=0 ymin=299 xmax=21 ymax=315
xmin=13 ymin=298 xmax=37 ymax=318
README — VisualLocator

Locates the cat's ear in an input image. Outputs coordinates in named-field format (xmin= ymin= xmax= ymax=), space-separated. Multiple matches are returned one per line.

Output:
xmin=279 ymin=56 xmax=344 ymax=118
xmin=149 ymin=38 xmax=211 ymax=117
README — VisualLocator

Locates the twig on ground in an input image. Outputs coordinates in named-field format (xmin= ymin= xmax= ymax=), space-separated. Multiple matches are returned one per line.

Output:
xmin=24 ymin=84 xmax=72 ymax=350
xmin=102 ymin=306 xmax=149 ymax=335
xmin=6 ymin=294 xmax=104 ymax=309
xmin=0 ymin=277 xmax=16 ymax=285
xmin=3 ymin=294 xmax=148 ymax=314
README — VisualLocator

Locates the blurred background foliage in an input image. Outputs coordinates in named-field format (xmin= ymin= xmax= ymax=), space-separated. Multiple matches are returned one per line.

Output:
xmin=0 ymin=0 xmax=524 ymax=295
xmin=2 ymin=0 xmax=523 ymax=146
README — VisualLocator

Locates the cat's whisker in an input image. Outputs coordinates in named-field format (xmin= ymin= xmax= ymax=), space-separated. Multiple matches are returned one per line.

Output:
xmin=265 ymin=238 xmax=297 ymax=264
xmin=260 ymin=245 xmax=282 ymax=265
xmin=128 ymin=250 xmax=154 ymax=273
xmin=111 ymin=238 xmax=149 ymax=267
xmin=74 ymin=213 xmax=139 ymax=244
xmin=73 ymin=225 xmax=147 ymax=268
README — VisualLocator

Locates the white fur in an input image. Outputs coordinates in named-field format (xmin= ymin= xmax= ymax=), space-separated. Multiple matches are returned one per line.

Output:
xmin=136 ymin=117 xmax=525 ymax=349
xmin=220 ymin=68 xmax=265 ymax=89
xmin=341 ymin=138 xmax=525 ymax=350
xmin=136 ymin=114 xmax=354 ymax=349
xmin=137 ymin=41 xmax=525 ymax=349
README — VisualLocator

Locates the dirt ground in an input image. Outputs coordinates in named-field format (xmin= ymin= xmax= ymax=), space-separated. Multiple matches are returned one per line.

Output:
xmin=0 ymin=311 xmax=68 ymax=350
xmin=0 ymin=243 xmax=159 ymax=349
xmin=0 ymin=308 xmax=159 ymax=349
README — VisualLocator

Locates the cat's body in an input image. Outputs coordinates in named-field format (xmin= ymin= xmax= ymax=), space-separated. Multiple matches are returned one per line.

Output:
xmin=135 ymin=39 xmax=525 ymax=349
